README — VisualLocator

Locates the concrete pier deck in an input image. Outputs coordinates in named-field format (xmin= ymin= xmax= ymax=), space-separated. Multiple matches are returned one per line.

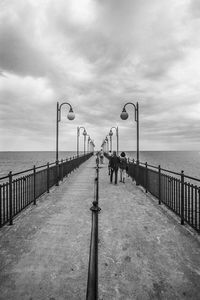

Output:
xmin=0 ymin=156 xmax=200 ymax=299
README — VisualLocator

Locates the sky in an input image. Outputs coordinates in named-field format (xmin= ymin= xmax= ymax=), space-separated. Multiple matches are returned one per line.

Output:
xmin=0 ymin=0 xmax=200 ymax=152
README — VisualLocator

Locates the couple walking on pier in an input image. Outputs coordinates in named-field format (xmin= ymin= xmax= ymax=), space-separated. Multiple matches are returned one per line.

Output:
xmin=108 ymin=151 xmax=127 ymax=185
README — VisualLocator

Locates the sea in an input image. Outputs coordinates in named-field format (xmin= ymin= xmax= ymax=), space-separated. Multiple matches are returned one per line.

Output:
xmin=0 ymin=151 xmax=200 ymax=182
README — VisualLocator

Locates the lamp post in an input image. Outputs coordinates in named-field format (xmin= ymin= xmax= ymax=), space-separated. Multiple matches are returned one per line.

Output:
xmin=109 ymin=130 xmax=112 ymax=152
xmin=120 ymin=102 xmax=139 ymax=163
xmin=83 ymin=129 xmax=87 ymax=155
xmin=105 ymin=136 xmax=109 ymax=153
xmin=120 ymin=102 xmax=139 ymax=184
xmin=87 ymin=135 xmax=91 ymax=153
xmin=56 ymin=101 xmax=75 ymax=163
xmin=109 ymin=126 xmax=119 ymax=154
xmin=77 ymin=126 xmax=87 ymax=156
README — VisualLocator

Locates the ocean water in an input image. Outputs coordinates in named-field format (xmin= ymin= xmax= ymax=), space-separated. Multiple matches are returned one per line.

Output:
xmin=125 ymin=151 xmax=200 ymax=180
xmin=0 ymin=151 xmax=79 ymax=178
xmin=0 ymin=151 xmax=200 ymax=182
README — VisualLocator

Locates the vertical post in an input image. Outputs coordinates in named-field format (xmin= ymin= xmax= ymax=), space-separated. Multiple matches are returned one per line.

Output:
xmin=135 ymin=103 xmax=139 ymax=186
xmin=136 ymin=161 xmax=139 ymax=186
xmin=110 ymin=135 xmax=112 ymax=152
xmin=9 ymin=171 xmax=13 ymax=225
xmin=87 ymin=138 xmax=89 ymax=153
xmin=33 ymin=165 xmax=36 ymax=204
xmin=181 ymin=170 xmax=185 ymax=225
xmin=96 ymin=163 xmax=99 ymax=205
xmin=158 ymin=165 xmax=161 ymax=204
xmin=66 ymin=158 xmax=68 ymax=177
xmin=145 ymin=162 xmax=148 ymax=193
xmin=84 ymin=135 xmax=86 ymax=155
xmin=56 ymin=161 xmax=59 ymax=186
xmin=136 ymin=102 xmax=139 ymax=164
xmin=116 ymin=126 xmax=119 ymax=155
xmin=61 ymin=159 xmax=64 ymax=181
xmin=56 ymin=102 xmax=59 ymax=163
xmin=56 ymin=102 xmax=59 ymax=185
xmin=47 ymin=162 xmax=50 ymax=193
xmin=77 ymin=127 xmax=79 ymax=157
xmin=86 ymin=159 xmax=100 ymax=300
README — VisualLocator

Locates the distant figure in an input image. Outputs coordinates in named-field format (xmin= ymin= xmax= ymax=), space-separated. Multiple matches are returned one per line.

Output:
xmin=108 ymin=150 xmax=112 ymax=175
xmin=109 ymin=151 xmax=120 ymax=184
xmin=96 ymin=152 xmax=99 ymax=165
xmin=100 ymin=149 xmax=104 ymax=164
xmin=119 ymin=151 xmax=127 ymax=183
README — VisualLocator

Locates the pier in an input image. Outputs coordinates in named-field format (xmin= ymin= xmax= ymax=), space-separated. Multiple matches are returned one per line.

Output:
xmin=0 ymin=155 xmax=200 ymax=299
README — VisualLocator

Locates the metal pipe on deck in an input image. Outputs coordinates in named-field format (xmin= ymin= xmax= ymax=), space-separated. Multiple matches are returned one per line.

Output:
xmin=86 ymin=162 xmax=100 ymax=300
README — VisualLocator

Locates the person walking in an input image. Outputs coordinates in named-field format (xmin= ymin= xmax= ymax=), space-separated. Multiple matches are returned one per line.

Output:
xmin=100 ymin=149 xmax=104 ymax=164
xmin=109 ymin=151 xmax=120 ymax=184
xmin=119 ymin=151 xmax=127 ymax=183
xmin=108 ymin=150 xmax=112 ymax=175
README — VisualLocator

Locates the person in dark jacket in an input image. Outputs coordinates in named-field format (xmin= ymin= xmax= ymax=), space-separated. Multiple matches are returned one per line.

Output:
xmin=109 ymin=151 xmax=120 ymax=184
xmin=119 ymin=151 xmax=127 ymax=183
xmin=108 ymin=150 xmax=112 ymax=175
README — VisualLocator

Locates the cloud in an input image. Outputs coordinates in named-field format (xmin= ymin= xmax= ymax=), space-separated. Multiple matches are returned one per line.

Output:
xmin=0 ymin=0 xmax=199 ymax=151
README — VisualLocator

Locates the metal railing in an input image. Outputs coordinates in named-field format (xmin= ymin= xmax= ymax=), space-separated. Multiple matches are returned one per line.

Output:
xmin=104 ymin=153 xmax=200 ymax=233
xmin=127 ymin=161 xmax=200 ymax=233
xmin=86 ymin=159 xmax=100 ymax=300
xmin=0 ymin=153 xmax=93 ymax=227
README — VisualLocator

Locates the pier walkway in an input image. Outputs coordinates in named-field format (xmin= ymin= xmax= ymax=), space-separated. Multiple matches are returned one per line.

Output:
xmin=0 ymin=156 xmax=200 ymax=299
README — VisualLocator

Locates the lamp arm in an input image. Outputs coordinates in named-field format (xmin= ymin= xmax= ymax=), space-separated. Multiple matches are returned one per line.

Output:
xmin=124 ymin=102 xmax=138 ymax=122
xmin=58 ymin=102 xmax=73 ymax=122
xmin=110 ymin=126 xmax=117 ymax=135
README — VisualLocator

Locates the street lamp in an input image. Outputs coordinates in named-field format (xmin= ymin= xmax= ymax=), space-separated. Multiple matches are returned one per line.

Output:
xmin=109 ymin=126 xmax=119 ymax=154
xmin=77 ymin=126 xmax=87 ymax=156
xmin=87 ymin=135 xmax=91 ymax=153
xmin=120 ymin=102 xmax=139 ymax=164
xmin=105 ymin=136 xmax=109 ymax=153
xmin=83 ymin=128 xmax=88 ymax=155
xmin=56 ymin=101 xmax=75 ymax=163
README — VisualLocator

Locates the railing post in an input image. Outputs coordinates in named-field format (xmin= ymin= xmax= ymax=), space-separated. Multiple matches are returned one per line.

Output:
xmin=47 ymin=162 xmax=50 ymax=193
xmin=56 ymin=160 xmax=59 ymax=186
xmin=145 ymin=162 xmax=148 ymax=193
xmin=33 ymin=165 xmax=36 ymax=205
xmin=158 ymin=165 xmax=161 ymax=204
xmin=9 ymin=171 xmax=13 ymax=225
xmin=61 ymin=159 xmax=64 ymax=181
xmin=136 ymin=161 xmax=139 ymax=185
xmin=66 ymin=158 xmax=68 ymax=177
xmin=181 ymin=170 xmax=184 ymax=225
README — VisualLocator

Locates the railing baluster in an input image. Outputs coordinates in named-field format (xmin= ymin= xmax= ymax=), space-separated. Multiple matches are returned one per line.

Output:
xmin=33 ymin=166 xmax=36 ymax=205
xmin=191 ymin=184 xmax=194 ymax=227
xmin=181 ymin=171 xmax=185 ymax=225
xmin=198 ymin=187 xmax=200 ymax=232
xmin=47 ymin=163 xmax=50 ymax=193
xmin=195 ymin=186 xmax=197 ymax=229
xmin=145 ymin=162 xmax=148 ymax=193
xmin=9 ymin=171 xmax=13 ymax=225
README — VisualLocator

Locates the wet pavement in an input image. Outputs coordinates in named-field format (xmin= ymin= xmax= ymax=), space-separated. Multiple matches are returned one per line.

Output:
xmin=0 ymin=156 xmax=200 ymax=299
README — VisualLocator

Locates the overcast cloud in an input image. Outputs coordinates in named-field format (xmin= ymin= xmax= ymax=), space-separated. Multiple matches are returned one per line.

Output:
xmin=0 ymin=0 xmax=200 ymax=151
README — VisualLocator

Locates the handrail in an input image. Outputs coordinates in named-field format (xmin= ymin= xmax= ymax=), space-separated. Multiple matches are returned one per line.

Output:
xmin=86 ymin=161 xmax=100 ymax=300
xmin=139 ymin=160 xmax=200 ymax=181
xmin=126 ymin=159 xmax=200 ymax=232
xmin=0 ymin=153 xmax=93 ymax=227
